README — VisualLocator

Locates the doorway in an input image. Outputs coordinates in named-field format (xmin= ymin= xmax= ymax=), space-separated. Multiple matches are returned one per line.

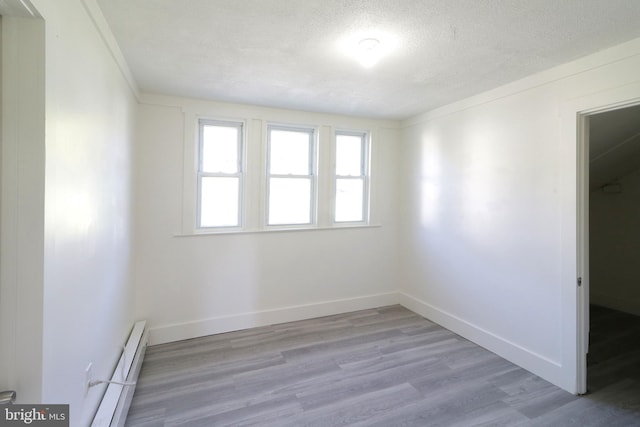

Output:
xmin=586 ymin=105 xmax=640 ymax=393
xmin=575 ymin=99 xmax=640 ymax=394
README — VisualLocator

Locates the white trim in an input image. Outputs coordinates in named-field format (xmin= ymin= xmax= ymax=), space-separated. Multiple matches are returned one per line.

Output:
xmin=317 ymin=125 xmax=333 ymax=227
xmin=180 ymin=109 xmax=198 ymax=235
xmin=334 ymin=129 xmax=370 ymax=224
xmin=148 ymin=290 xmax=570 ymax=392
xmin=80 ymin=0 xmax=140 ymax=99
xmin=561 ymin=82 xmax=640 ymax=395
xmin=178 ymin=105 xmax=387 ymax=236
xmin=576 ymin=112 xmax=590 ymax=395
xmin=172 ymin=223 xmax=382 ymax=237
xmin=0 ymin=13 xmax=46 ymax=404
xmin=154 ymin=95 xmax=394 ymax=235
xmin=181 ymin=110 xmax=248 ymax=234
xmin=265 ymin=123 xmax=318 ymax=227
xmin=246 ymin=119 xmax=265 ymax=230
xmin=140 ymin=93 xmax=401 ymax=130
xmin=196 ymin=119 xmax=246 ymax=229
xmin=0 ymin=0 xmax=37 ymax=17
xmin=148 ymin=292 xmax=398 ymax=345
xmin=397 ymin=293 xmax=565 ymax=389
xmin=367 ymin=128 xmax=383 ymax=226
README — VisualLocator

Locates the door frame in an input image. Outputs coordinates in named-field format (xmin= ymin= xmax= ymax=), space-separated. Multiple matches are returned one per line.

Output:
xmin=0 ymin=0 xmax=44 ymax=401
xmin=566 ymin=85 xmax=640 ymax=394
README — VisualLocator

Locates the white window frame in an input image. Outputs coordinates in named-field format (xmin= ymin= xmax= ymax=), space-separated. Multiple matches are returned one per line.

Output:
xmin=333 ymin=130 xmax=370 ymax=224
xmin=266 ymin=124 xmax=318 ymax=227
xmin=197 ymin=119 xmax=245 ymax=229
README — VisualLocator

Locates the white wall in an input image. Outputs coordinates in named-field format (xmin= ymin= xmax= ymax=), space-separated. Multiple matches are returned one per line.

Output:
xmin=590 ymin=167 xmax=640 ymax=314
xmin=400 ymin=37 xmax=640 ymax=393
xmin=134 ymin=95 xmax=401 ymax=344
xmin=15 ymin=1 xmax=137 ymax=425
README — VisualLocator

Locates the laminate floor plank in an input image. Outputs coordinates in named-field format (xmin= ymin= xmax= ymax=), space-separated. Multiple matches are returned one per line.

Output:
xmin=125 ymin=305 xmax=640 ymax=426
xmin=360 ymin=381 xmax=510 ymax=427
xmin=281 ymin=383 xmax=424 ymax=427
xmin=444 ymin=402 xmax=530 ymax=427
xmin=295 ymin=358 xmax=443 ymax=411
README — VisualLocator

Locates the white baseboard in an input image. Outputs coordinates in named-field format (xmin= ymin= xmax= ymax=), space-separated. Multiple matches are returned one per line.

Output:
xmin=397 ymin=292 xmax=565 ymax=390
xmin=591 ymin=292 xmax=640 ymax=316
xmin=149 ymin=292 xmax=399 ymax=345
xmin=148 ymin=291 xmax=570 ymax=394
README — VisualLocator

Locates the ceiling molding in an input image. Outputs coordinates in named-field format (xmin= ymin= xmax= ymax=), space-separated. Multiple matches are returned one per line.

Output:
xmin=0 ymin=0 xmax=38 ymax=17
xmin=402 ymin=37 xmax=640 ymax=128
xmin=80 ymin=0 xmax=140 ymax=100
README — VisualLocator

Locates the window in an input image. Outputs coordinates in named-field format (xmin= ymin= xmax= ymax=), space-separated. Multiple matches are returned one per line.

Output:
xmin=335 ymin=131 xmax=369 ymax=223
xmin=267 ymin=125 xmax=316 ymax=226
xmin=197 ymin=119 xmax=243 ymax=228
xmin=187 ymin=113 xmax=373 ymax=234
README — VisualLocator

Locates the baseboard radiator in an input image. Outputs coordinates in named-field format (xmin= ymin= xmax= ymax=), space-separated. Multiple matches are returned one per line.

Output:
xmin=92 ymin=321 xmax=148 ymax=427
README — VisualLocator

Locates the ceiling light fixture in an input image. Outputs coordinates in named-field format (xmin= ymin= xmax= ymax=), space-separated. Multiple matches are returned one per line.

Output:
xmin=357 ymin=38 xmax=382 ymax=68
xmin=339 ymin=32 xmax=398 ymax=69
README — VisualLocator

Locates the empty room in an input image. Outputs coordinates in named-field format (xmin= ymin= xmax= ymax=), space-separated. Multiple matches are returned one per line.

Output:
xmin=1 ymin=1 xmax=640 ymax=426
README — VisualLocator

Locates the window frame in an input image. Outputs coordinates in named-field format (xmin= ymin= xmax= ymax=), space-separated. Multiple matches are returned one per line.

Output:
xmin=196 ymin=118 xmax=245 ymax=230
xmin=266 ymin=123 xmax=318 ymax=227
xmin=333 ymin=129 xmax=370 ymax=224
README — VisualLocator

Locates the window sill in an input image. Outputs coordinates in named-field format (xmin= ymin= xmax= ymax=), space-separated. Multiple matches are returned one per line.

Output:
xmin=173 ymin=223 xmax=381 ymax=237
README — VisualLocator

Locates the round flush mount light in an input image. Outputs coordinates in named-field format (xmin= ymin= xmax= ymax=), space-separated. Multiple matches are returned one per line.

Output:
xmin=339 ymin=32 xmax=397 ymax=69
xmin=359 ymin=38 xmax=380 ymax=50
xmin=356 ymin=38 xmax=382 ymax=68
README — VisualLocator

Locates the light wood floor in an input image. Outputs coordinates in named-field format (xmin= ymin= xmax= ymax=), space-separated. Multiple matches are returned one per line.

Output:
xmin=125 ymin=305 xmax=640 ymax=426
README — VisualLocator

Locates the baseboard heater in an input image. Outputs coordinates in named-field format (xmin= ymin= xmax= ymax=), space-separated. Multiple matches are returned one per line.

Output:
xmin=92 ymin=320 xmax=148 ymax=427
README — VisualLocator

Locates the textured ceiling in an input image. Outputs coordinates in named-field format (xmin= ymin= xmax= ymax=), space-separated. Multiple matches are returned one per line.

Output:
xmin=97 ymin=0 xmax=640 ymax=120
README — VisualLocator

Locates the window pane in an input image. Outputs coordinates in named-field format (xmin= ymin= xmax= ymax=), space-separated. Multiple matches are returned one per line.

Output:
xmin=202 ymin=125 xmax=239 ymax=173
xmin=200 ymin=177 xmax=239 ymax=227
xmin=335 ymin=178 xmax=364 ymax=222
xmin=336 ymin=134 xmax=363 ymax=176
xmin=270 ymin=129 xmax=310 ymax=175
xmin=269 ymin=178 xmax=311 ymax=225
